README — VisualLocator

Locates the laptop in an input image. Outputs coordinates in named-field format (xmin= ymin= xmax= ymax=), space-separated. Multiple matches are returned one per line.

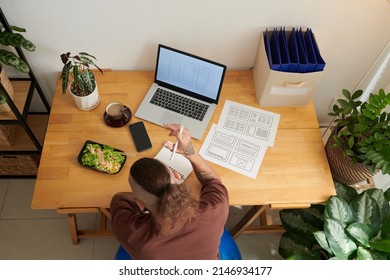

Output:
xmin=135 ymin=44 xmax=227 ymax=139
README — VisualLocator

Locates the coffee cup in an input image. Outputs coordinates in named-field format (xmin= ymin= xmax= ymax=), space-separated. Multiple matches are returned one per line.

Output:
xmin=105 ymin=102 xmax=127 ymax=121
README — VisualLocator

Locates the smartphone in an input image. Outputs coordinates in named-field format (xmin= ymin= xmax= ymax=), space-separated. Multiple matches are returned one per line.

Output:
xmin=129 ymin=121 xmax=152 ymax=152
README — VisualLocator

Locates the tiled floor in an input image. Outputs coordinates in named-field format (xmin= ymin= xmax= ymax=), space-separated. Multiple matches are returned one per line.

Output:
xmin=0 ymin=178 xmax=283 ymax=260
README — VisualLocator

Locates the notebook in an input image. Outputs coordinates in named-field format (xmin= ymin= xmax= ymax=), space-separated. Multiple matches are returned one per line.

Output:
xmin=135 ymin=44 xmax=227 ymax=139
xmin=154 ymin=146 xmax=193 ymax=180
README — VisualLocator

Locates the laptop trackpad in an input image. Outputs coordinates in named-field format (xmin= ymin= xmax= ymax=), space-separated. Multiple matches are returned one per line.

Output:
xmin=159 ymin=111 xmax=183 ymax=125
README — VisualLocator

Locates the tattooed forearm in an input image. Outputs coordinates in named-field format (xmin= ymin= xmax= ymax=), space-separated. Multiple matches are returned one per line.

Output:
xmin=194 ymin=170 xmax=214 ymax=183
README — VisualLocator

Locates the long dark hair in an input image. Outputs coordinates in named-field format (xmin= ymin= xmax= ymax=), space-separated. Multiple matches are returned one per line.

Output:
xmin=130 ymin=158 xmax=199 ymax=235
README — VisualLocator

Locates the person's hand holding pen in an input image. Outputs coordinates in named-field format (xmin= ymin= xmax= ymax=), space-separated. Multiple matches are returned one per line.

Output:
xmin=170 ymin=125 xmax=183 ymax=161
xmin=163 ymin=123 xmax=221 ymax=183
xmin=163 ymin=123 xmax=195 ymax=158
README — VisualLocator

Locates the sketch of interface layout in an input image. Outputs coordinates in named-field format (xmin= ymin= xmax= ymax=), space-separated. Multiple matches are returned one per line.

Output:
xmin=218 ymin=100 xmax=279 ymax=147
xmin=199 ymin=100 xmax=280 ymax=178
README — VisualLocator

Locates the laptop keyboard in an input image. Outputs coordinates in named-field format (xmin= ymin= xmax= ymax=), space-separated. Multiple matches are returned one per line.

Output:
xmin=150 ymin=88 xmax=209 ymax=121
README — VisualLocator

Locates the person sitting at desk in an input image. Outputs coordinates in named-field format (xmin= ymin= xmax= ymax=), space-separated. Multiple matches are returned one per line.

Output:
xmin=110 ymin=124 xmax=229 ymax=259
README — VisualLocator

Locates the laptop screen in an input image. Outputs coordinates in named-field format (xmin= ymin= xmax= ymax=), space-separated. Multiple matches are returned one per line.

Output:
xmin=155 ymin=44 xmax=227 ymax=104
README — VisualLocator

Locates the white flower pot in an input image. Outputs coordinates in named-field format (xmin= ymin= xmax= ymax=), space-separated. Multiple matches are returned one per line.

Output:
xmin=70 ymin=83 xmax=100 ymax=110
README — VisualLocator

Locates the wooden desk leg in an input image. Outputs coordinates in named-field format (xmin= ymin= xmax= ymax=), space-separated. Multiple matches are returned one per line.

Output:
xmin=229 ymin=205 xmax=267 ymax=239
xmin=59 ymin=208 xmax=113 ymax=245
xmin=99 ymin=208 xmax=111 ymax=230
xmin=67 ymin=214 xmax=79 ymax=245
xmin=99 ymin=213 xmax=107 ymax=230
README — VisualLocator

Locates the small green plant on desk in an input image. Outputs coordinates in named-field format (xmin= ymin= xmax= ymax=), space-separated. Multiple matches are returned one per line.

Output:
xmin=278 ymin=182 xmax=390 ymax=260
xmin=60 ymin=51 xmax=102 ymax=96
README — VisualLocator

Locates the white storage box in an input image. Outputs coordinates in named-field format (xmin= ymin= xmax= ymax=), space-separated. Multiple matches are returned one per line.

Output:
xmin=253 ymin=31 xmax=324 ymax=107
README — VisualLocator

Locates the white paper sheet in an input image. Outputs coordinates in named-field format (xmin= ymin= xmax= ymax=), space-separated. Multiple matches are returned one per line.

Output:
xmin=217 ymin=100 xmax=280 ymax=147
xmin=199 ymin=100 xmax=280 ymax=178
xmin=199 ymin=124 xmax=267 ymax=178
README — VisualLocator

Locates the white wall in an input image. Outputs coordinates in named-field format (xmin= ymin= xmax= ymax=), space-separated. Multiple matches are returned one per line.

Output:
xmin=2 ymin=0 xmax=390 ymax=125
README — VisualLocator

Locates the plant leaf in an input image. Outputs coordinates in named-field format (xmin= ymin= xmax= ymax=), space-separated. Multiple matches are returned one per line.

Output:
xmin=350 ymin=192 xmax=381 ymax=236
xmin=342 ymin=89 xmax=351 ymax=100
xmin=324 ymin=218 xmax=357 ymax=259
xmin=382 ymin=163 xmax=390 ymax=175
xmin=334 ymin=181 xmax=358 ymax=203
xmin=339 ymin=129 xmax=351 ymax=136
xmin=384 ymin=188 xmax=390 ymax=202
xmin=0 ymin=31 xmax=35 ymax=51
xmin=0 ymin=49 xmax=30 ymax=73
xmin=313 ymin=231 xmax=332 ymax=254
xmin=302 ymin=204 xmax=325 ymax=228
xmin=279 ymin=209 xmax=322 ymax=244
xmin=337 ymin=99 xmax=352 ymax=110
xmin=278 ymin=233 xmax=320 ymax=260
xmin=61 ymin=61 xmax=72 ymax=93
xmin=346 ymin=222 xmax=373 ymax=247
xmin=364 ymin=188 xmax=389 ymax=223
xmin=80 ymin=69 xmax=96 ymax=93
xmin=351 ymin=89 xmax=363 ymax=100
xmin=324 ymin=196 xmax=354 ymax=226
xmin=381 ymin=214 xmax=390 ymax=239
xmin=369 ymin=238 xmax=390 ymax=253
xmin=356 ymin=246 xmax=375 ymax=260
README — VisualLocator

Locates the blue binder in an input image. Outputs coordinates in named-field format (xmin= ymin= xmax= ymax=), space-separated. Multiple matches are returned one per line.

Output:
xmin=278 ymin=27 xmax=290 ymax=72
xmin=296 ymin=28 xmax=308 ymax=73
xmin=264 ymin=29 xmax=280 ymax=70
xmin=269 ymin=28 xmax=281 ymax=70
xmin=287 ymin=28 xmax=299 ymax=72
xmin=304 ymin=28 xmax=317 ymax=72
xmin=307 ymin=28 xmax=326 ymax=71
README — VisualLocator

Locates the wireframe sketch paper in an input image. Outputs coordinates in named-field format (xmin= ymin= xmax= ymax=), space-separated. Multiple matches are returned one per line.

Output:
xmin=154 ymin=146 xmax=193 ymax=180
xmin=199 ymin=100 xmax=280 ymax=178
xmin=199 ymin=124 xmax=267 ymax=178
xmin=217 ymin=100 xmax=280 ymax=147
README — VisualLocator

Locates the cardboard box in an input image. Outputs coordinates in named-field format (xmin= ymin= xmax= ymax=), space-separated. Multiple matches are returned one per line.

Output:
xmin=253 ymin=31 xmax=324 ymax=107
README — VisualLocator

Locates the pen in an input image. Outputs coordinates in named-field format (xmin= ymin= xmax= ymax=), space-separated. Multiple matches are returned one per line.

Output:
xmin=170 ymin=125 xmax=183 ymax=161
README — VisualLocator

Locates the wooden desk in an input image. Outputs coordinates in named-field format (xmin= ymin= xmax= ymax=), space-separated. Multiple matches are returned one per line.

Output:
xmin=32 ymin=70 xmax=335 ymax=243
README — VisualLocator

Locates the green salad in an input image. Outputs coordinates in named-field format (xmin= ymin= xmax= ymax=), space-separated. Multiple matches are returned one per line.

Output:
xmin=81 ymin=143 xmax=125 ymax=174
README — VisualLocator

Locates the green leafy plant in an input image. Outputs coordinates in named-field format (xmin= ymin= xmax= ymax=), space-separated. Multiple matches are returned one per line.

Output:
xmin=60 ymin=52 xmax=103 ymax=96
xmin=0 ymin=25 xmax=35 ymax=72
xmin=0 ymin=25 xmax=35 ymax=103
xmin=328 ymin=88 xmax=390 ymax=175
xmin=278 ymin=182 xmax=390 ymax=260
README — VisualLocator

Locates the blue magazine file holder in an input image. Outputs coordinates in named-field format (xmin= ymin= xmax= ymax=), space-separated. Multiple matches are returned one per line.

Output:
xmin=264 ymin=30 xmax=278 ymax=71
xmin=296 ymin=28 xmax=308 ymax=73
xmin=278 ymin=27 xmax=290 ymax=72
xmin=287 ymin=28 xmax=299 ymax=72
xmin=304 ymin=28 xmax=317 ymax=72
xmin=308 ymin=28 xmax=326 ymax=71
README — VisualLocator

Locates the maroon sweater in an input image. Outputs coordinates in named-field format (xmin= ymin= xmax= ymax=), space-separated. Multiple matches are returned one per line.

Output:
xmin=110 ymin=178 xmax=229 ymax=260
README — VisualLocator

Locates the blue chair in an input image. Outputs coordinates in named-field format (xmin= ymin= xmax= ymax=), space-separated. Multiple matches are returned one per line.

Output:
xmin=115 ymin=228 xmax=242 ymax=260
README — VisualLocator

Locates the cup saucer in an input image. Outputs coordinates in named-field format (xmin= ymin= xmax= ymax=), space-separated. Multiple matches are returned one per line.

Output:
xmin=104 ymin=107 xmax=132 ymax=127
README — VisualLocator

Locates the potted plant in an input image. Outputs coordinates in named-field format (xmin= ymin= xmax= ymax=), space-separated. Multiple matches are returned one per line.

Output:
xmin=0 ymin=25 xmax=35 ymax=112
xmin=60 ymin=51 xmax=103 ymax=110
xmin=326 ymin=88 xmax=390 ymax=185
xmin=278 ymin=181 xmax=390 ymax=260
